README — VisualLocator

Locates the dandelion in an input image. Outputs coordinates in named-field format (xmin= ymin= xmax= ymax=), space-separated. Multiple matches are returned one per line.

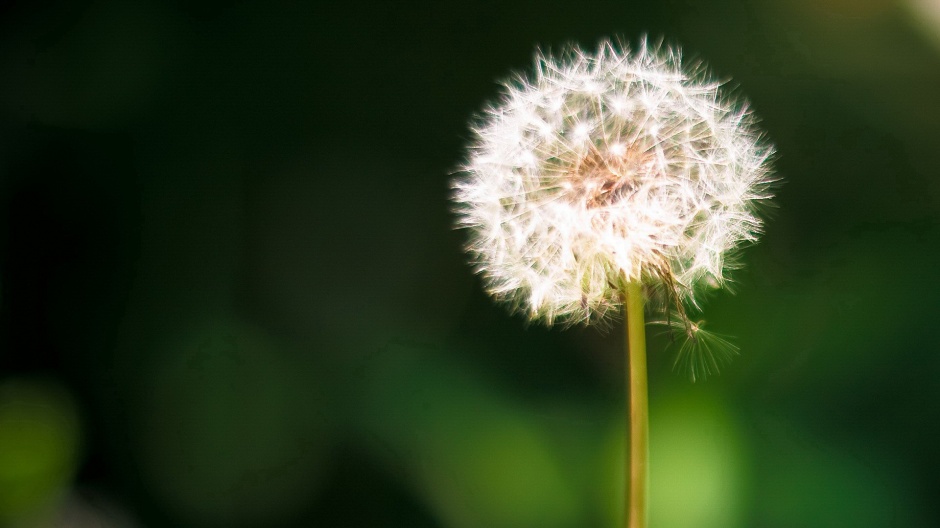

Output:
xmin=453 ymin=37 xmax=773 ymax=329
xmin=451 ymin=36 xmax=776 ymax=528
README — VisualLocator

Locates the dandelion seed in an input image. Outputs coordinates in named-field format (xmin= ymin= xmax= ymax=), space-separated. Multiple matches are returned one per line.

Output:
xmin=653 ymin=314 xmax=741 ymax=382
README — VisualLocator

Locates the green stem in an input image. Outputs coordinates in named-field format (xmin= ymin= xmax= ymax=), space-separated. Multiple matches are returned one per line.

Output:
xmin=624 ymin=281 xmax=648 ymax=528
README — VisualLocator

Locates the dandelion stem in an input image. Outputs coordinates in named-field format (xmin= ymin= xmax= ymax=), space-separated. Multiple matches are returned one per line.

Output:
xmin=624 ymin=281 xmax=648 ymax=528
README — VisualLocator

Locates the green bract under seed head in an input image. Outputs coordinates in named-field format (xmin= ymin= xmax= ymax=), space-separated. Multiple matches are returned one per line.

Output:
xmin=452 ymin=37 xmax=775 ymax=327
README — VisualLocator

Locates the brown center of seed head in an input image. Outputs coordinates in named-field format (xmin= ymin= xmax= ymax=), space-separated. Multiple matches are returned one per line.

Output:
xmin=568 ymin=142 xmax=651 ymax=208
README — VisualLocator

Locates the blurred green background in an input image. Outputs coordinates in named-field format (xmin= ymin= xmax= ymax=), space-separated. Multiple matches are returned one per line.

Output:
xmin=1 ymin=0 xmax=939 ymax=526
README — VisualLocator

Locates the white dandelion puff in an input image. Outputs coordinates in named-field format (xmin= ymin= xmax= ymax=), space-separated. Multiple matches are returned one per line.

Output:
xmin=451 ymin=37 xmax=775 ymax=330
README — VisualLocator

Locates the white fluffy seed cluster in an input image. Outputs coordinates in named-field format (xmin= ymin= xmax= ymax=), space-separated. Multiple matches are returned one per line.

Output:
xmin=452 ymin=38 xmax=775 ymax=326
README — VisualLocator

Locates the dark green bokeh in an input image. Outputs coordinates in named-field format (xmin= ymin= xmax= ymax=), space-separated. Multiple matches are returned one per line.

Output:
xmin=1 ymin=0 xmax=939 ymax=526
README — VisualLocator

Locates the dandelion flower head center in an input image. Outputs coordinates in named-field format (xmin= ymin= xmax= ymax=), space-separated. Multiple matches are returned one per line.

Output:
xmin=566 ymin=143 xmax=649 ymax=209
xmin=453 ymin=39 xmax=774 ymax=326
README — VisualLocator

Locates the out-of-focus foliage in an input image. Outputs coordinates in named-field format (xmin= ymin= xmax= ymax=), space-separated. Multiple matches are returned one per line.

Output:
xmin=0 ymin=380 xmax=80 ymax=525
xmin=1 ymin=0 xmax=940 ymax=526
xmin=753 ymin=417 xmax=917 ymax=528
xmin=357 ymin=344 xmax=585 ymax=528
xmin=648 ymin=392 xmax=749 ymax=528
xmin=134 ymin=315 xmax=332 ymax=527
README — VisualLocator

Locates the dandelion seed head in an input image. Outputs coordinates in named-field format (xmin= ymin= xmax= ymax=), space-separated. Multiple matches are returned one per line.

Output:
xmin=452 ymin=37 xmax=775 ymax=327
